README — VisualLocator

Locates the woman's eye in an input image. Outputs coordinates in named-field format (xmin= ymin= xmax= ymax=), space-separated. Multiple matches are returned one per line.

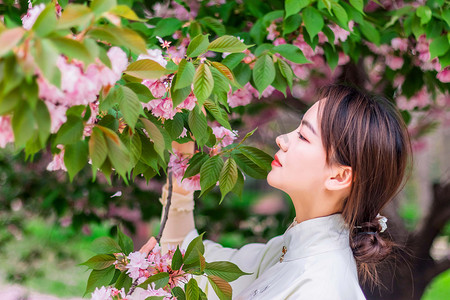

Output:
xmin=297 ymin=131 xmax=308 ymax=142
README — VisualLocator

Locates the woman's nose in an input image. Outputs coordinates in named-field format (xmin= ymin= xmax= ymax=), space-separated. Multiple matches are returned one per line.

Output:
xmin=276 ymin=134 xmax=289 ymax=151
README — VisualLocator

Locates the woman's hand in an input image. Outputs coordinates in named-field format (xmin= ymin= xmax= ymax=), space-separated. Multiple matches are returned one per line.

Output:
xmin=139 ymin=236 xmax=157 ymax=257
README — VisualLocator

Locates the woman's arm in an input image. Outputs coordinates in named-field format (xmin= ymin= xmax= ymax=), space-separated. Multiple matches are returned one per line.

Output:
xmin=159 ymin=140 xmax=196 ymax=253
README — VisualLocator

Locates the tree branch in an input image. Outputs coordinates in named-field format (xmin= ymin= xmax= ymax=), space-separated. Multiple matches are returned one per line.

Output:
xmin=426 ymin=257 xmax=450 ymax=283
xmin=156 ymin=169 xmax=173 ymax=244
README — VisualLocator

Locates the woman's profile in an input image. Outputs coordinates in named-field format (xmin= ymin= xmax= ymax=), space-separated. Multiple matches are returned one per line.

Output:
xmin=140 ymin=84 xmax=411 ymax=299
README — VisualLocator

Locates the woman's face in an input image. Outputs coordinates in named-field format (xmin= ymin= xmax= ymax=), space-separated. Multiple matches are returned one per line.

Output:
xmin=267 ymin=101 xmax=329 ymax=196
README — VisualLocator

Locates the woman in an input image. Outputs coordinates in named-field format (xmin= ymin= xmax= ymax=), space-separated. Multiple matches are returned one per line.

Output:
xmin=140 ymin=84 xmax=411 ymax=299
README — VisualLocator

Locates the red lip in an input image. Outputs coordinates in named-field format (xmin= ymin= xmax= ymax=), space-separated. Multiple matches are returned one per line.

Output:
xmin=272 ymin=154 xmax=282 ymax=167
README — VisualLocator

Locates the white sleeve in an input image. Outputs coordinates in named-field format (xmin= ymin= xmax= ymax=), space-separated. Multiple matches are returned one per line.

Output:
xmin=181 ymin=229 xmax=284 ymax=299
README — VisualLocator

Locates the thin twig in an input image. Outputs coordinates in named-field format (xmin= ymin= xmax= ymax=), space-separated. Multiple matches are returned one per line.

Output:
xmin=156 ymin=169 xmax=173 ymax=244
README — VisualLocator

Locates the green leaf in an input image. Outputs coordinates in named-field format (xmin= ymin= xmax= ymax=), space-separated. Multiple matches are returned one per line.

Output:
xmin=91 ymin=236 xmax=122 ymax=254
xmin=186 ymin=34 xmax=210 ymax=57
xmin=200 ymin=155 xmax=224 ymax=193
xmin=222 ymin=53 xmax=246 ymax=70
xmin=283 ymin=14 xmax=302 ymax=36
xmin=193 ymin=63 xmax=214 ymax=105
xmin=302 ymin=7 xmax=324 ymax=39
xmin=32 ymin=39 xmax=61 ymax=87
xmin=91 ymin=0 xmax=117 ymax=17
xmin=239 ymin=146 xmax=273 ymax=171
xmin=232 ymin=152 xmax=267 ymax=179
xmin=139 ymin=133 xmax=159 ymax=171
xmin=125 ymin=82 xmax=154 ymax=103
xmin=100 ymin=85 xmax=123 ymax=111
xmin=183 ymin=152 xmax=209 ymax=179
xmin=205 ymin=261 xmax=251 ymax=282
xmin=285 ymin=0 xmax=309 ymax=19
xmin=138 ymin=272 xmax=170 ymax=289
xmin=252 ymin=54 xmax=275 ymax=95
xmin=0 ymin=27 xmax=25 ymax=57
xmin=331 ymin=3 xmax=348 ymax=29
xmin=164 ymin=113 xmax=184 ymax=140
xmin=184 ymin=234 xmax=205 ymax=265
xmin=189 ymin=21 xmax=202 ymax=38
xmin=32 ymin=3 xmax=57 ymax=37
xmin=55 ymin=116 xmax=84 ymax=145
xmin=172 ymin=287 xmax=186 ymax=300
xmin=153 ymin=18 xmax=183 ymax=38
xmin=442 ymin=9 xmax=450 ymax=27
xmin=219 ymin=158 xmax=238 ymax=203
xmin=81 ymin=254 xmax=116 ymax=270
xmin=171 ymin=246 xmax=183 ymax=270
xmin=140 ymin=118 xmax=166 ymax=161
xmin=188 ymin=105 xmax=209 ymax=147
xmin=323 ymin=43 xmax=339 ymax=70
xmin=171 ymin=83 xmax=192 ymax=108
xmin=109 ymin=5 xmax=143 ymax=21
xmin=174 ymin=59 xmax=196 ymax=90
xmin=208 ymin=276 xmax=232 ymax=300
xmin=359 ymin=20 xmax=380 ymax=45
xmin=430 ymin=35 xmax=449 ymax=59
xmin=115 ymin=271 xmax=132 ymax=290
xmin=120 ymin=129 xmax=142 ymax=168
xmin=186 ymin=278 xmax=200 ymax=300
xmin=49 ymin=37 xmax=94 ymax=65
xmin=35 ymin=100 xmax=51 ymax=147
xmin=211 ymin=61 xmax=235 ymax=83
xmin=119 ymin=86 xmax=142 ymax=129
xmin=204 ymin=99 xmax=231 ymax=130
xmin=211 ymin=67 xmax=231 ymax=93
xmin=64 ymin=140 xmax=89 ymax=181
xmin=416 ymin=6 xmax=432 ymax=25
xmin=277 ymin=59 xmax=293 ymax=90
xmin=87 ymin=26 xmax=147 ymax=54
xmin=124 ymin=59 xmax=167 ymax=80
xmin=233 ymin=63 xmax=251 ymax=87
xmin=231 ymin=169 xmax=244 ymax=199
xmin=117 ymin=226 xmax=134 ymax=254
xmin=200 ymin=17 xmax=226 ymax=36
xmin=271 ymin=44 xmax=310 ymax=64
xmin=349 ymin=0 xmax=364 ymax=14
xmin=101 ymin=126 xmax=131 ymax=179
xmin=57 ymin=4 xmax=94 ymax=29
xmin=271 ymin=62 xmax=288 ymax=97
xmin=208 ymin=35 xmax=250 ymax=53
xmin=12 ymin=102 xmax=35 ymax=148
xmin=84 ymin=266 xmax=115 ymax=295
xmin=89 ymin=127 xmax=108 ymax=174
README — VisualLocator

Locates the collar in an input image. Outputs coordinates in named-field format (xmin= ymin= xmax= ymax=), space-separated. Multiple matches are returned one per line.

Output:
xmin=281 ymin=214 xmax=350 ymax=262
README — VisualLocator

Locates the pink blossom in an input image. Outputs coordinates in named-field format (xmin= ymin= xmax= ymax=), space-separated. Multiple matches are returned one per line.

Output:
xmin=142 ymin=79 xmax=167 ymax=98
xmin=212 ymin=125 xmax=238 ymax=148
xmin=266 ymin=22 xmax=280 ymax=41
xmin=137 ymin=49 xmax=167 ymax=67
xmin=391 ymin=37 xmax=408 ymax=52
xmin=329 ymin=23 xmax=351 ymax=44
xmin=292 ymin=64 xmax=310 ymax=80
xmin=385 ymin=55 xmax=404 ymax=70
xmin=90 ymin=286 xmax=112 ymax=300
xmin=126 ymin=252 xmax=150 ymax=280
xmin=437 ymin=67 xmax=450 ymax=83
xmin=273 ymin=38 xmax=286 ymax=46
xmin=416 ymin=35 xmax=430 ymax=62
xmin=293 ymin=36 xmax=315 ymax=59
xmin=47 ymin=145 xmax=67 ymax=172
xmin=178 ymin=127 xmax=188 ymax=138
xmin=318 ymin=32 xmax=328 ymax=44
xmin=45 ymin=102 xmax=68 ymax=133
xmin=21 ymin=3 xmax=45 ymax=30
xmin=107 ymin=46 xmax=129 ymax=79
xmin=0 ymin=115 xmax=14 ymax=148
xmin=396 ymin=88 xmax=431 ymax=110
xmin=143 ymin=97 xmax=176 ymax=120
xmin=338 ymin=52 xmax=350 ymax=66
xmin=227 ymin=84 xmax=254 ymax=107
xmin=177 ymin=93 xmax=197 ymax=110
xmin=143 ymin=286 xmax=172 ymax=299
xmin=83 ymin=102 xmax=99 ymax=136
xmin=168 ymin=150 xmax=201 ymax=191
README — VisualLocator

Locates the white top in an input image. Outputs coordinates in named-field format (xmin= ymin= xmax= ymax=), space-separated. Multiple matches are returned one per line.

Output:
xmin=181 ymin=214 xmax=366 ymax=300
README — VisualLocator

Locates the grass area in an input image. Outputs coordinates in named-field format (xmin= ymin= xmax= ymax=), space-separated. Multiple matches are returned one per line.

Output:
xmin=0 ymin=217 xmax=113 ymax=298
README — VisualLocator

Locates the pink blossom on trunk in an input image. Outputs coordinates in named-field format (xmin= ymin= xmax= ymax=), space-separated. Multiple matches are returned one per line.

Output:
xmin=0 ymin=115 xmax=14 ymax=148
xmin=47 ymin=145 xmax=67 ymax=172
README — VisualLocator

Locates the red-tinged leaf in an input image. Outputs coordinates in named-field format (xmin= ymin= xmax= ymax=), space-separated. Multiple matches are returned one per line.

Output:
xmin=0 ymin=27 xmax=25 ymax=57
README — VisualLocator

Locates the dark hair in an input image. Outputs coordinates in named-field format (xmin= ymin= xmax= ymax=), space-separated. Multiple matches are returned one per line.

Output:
xmin=318 ymin=84 xmax=411 ymax=285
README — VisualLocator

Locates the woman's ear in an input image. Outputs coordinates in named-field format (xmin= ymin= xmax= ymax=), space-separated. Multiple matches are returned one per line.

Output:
xmin=325 ymin=165 xmax=353 ymax=191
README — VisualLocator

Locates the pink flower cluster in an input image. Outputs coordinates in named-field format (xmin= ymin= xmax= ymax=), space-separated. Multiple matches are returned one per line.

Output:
xmin=46 ymin=144 xmax=67 ymax=171
xmin=38 ymin=47 xmax=128 ymax=134
xmin=21 ymin=3 xmax=45 ymax=30
xmin=227 ymin=83 xmax=275 ymax=107
xmin=168 ymin=150 xmax=201 ymax=191
xmin=90 ymin=285 xmax=172 ymax=300
xmin=212 ymin=125 xmax=238 ymax=148
xmin=0 ymin=116 xmax=14 ymax=148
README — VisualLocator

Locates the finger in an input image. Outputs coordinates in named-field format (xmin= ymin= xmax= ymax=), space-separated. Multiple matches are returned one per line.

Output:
xmin=139 ymin=237 xmax=157 ymax=256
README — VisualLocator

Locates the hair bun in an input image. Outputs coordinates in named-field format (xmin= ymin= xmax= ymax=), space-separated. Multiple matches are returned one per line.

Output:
xmin=351 ymin=220 xmax=392 ymax=264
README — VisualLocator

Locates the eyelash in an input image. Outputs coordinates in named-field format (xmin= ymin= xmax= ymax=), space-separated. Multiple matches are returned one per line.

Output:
xmin=297 ymin=131 xmax=308 ymax=142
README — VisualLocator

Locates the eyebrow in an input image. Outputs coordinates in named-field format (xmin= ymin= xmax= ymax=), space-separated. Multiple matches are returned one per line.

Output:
xmin=301 ymin=119 xmax=317 ymax=136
